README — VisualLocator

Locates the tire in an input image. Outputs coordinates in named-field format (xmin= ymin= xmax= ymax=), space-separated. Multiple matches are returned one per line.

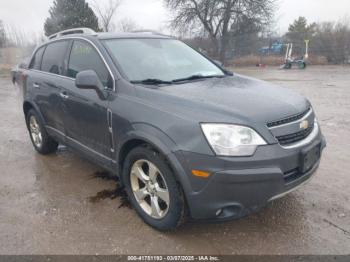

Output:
xmin=26 ymin=109 xmax=58 ymax=154
xmin=122 ymin=146 xmax=185 ymax=230
xmin=299 ymin=62 xmax=306 ymax=69
xmin=284 ymin=63 xmax=292 ymax=69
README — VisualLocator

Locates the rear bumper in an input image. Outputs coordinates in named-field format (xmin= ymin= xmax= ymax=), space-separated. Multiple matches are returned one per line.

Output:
xmin=173 ymin=131 xmax=326 ymax=220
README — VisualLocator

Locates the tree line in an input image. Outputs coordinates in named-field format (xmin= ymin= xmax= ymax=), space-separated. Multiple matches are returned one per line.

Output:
xmin=1 ymin=0 xmax=349 ymax=64
xmin=179 ymin=14 xmax=350 ymax=65
xmin=44 ymin=0 xmax=139 ymax=36
xmin=0 ymin=0 xmax=138 ymax=48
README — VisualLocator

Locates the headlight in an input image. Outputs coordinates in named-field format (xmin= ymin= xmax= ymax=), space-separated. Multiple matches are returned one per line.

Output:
xmin=201 ymin=124 xmax=267 ymax=156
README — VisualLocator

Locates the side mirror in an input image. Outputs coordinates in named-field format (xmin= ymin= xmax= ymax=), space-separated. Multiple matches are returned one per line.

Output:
xmin=75 ymin=70 xmax=107 ymax=100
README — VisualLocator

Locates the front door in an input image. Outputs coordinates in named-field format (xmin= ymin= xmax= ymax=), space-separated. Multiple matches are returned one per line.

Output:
xmin=60 ymin=40 xmax=114 ymax=165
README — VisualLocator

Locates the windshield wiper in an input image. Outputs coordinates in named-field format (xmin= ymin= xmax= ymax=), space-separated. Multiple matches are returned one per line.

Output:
xmin=171 ymin=74 xmax=225 ymax=83
xmin=131 ymin=78 xmax=173 ymax=85
xmin=131 ymin=75 xmax=226 ymax=85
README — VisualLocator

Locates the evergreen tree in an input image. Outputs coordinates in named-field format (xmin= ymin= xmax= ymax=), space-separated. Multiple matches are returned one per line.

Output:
xmin=286 ymin=17 xmax=316 ymax=54
xmin=44 ymin=0 xmax=100 ymax=36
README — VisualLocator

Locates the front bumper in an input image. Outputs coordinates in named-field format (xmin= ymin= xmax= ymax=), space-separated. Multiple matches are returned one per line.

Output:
xmin=173 ymin=131 xmax=326 ymax=220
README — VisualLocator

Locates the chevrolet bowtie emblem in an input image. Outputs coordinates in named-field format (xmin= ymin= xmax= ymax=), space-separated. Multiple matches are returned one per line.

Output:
xmin=300 ymin=120 xmax=309 ymax=130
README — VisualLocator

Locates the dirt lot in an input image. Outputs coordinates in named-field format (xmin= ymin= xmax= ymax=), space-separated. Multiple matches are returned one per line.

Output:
xmin=0 ymin=66 xmax=349 ymax=255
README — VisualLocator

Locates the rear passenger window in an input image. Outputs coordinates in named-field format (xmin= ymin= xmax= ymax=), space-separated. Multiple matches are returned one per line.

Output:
xmin=29 ymin=46 xmax=45 ymax=70
xmin=41 ymin=41 xmax=69 ymax=75
xmin=68 ymin=40 xmax=112 ymax=89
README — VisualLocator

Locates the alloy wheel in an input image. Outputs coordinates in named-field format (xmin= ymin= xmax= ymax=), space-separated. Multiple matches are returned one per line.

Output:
xmin=29 ymin=115 xmax=42 ymax=148
xmin=130 ymin=159 xmax=170 ymax=219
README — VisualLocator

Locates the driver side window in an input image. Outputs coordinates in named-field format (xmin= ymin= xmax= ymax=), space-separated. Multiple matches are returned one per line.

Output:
xmin=67 ymin=40 xmax=112 ymax=89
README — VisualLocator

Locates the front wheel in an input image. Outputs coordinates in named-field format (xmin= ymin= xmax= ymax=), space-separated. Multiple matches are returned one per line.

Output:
xmin=122 ymin=146 xmax=185 ymax=230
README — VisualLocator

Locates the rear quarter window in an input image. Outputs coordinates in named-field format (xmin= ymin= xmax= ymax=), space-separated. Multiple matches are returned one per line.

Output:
xmin=29 ymin=46 xmax=46 ymax=70
xmin=41 ymin=40 xmax=69 ymax=75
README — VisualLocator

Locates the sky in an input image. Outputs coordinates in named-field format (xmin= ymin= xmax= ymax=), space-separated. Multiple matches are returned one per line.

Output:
xmin=0 ymin=0 xmax=349 ymax=38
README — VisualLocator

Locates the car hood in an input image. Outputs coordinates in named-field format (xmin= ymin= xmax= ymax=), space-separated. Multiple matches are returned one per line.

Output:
xmin=153 ymin=74 xmax=310 ymax=124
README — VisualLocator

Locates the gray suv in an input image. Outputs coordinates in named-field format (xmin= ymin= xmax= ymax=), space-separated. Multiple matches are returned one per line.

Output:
xmin=22 ymin=28 xmax=326 ymax=230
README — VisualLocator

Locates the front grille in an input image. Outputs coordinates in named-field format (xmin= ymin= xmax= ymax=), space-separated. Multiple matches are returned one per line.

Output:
xmin=276 ymin=123 xmax=314 ymax=146
xmin=267 ymin=107 xmax=311 ymax=128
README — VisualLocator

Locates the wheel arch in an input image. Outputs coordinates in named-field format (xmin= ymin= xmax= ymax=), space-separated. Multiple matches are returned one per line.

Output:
xmin=23 ymin=100 xmax=47 ymax=130
xmin=23 ymin=100 xmax=34 ymax=117
xmin=116 ymin=125 xmax=192 ymax=203
xmin=117 ymin=133 xmax=192 ymax=217
xmin=117 ymin=134 xmax=174 ymax=179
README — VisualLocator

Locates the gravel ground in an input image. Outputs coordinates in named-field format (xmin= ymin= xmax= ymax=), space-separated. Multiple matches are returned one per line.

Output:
xmin=0 ymin=65 xmax=349 ymax=255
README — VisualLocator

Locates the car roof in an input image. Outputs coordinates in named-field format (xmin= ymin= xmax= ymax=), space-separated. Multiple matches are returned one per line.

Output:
xmin=45 ymin=28 xmax=174 ymax=44
xmin=47 ymin=32 xmax=173 ymax=43
xmin=96 ymin=32 xmax=173 ymax=40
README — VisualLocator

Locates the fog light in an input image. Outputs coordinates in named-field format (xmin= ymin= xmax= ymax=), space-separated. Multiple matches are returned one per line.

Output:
xmin=216 ymin=209 xmax=222 ymax=216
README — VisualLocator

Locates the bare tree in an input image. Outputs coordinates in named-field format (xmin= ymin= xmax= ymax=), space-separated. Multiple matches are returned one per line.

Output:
xmin=313 ymin=20 xmax=350 ymax=64
xmin=165 ymin=0 xmax=275 ymax=63
xmin=118 ymin=18 xmax=140 ymax=32
xmin=91 ymin=0 xmax=121 ymax=32
xmin=4 ymin=24 xmax=28 ymax=47
xmin=0 ymin=20 xmax=6 ymax=48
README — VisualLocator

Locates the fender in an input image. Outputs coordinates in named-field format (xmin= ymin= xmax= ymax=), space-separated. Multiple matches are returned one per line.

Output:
xmin=116 ymin=123 xmax=193 ymax=198
xmin=23 ymin=99 xmax=46 ymax=129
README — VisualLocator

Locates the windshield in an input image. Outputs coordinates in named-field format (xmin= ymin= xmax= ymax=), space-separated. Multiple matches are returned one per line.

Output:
xmin=103 ymin=38 xmax=225 ymax=82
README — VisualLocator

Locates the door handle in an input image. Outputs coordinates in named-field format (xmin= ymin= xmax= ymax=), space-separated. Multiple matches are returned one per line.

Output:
xmin=33 ymin=83 xmax=40 ymax=88
xmin=60 ymin=92 xmax=69 ymax=99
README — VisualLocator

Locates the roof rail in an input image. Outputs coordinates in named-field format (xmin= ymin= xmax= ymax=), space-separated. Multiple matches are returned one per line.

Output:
xmin=131 ymin=30 xmax=163 ymax=35
xmin=48 ymin=28 xmax=96 ymax=40
xmin=130 ymin=30 xmax=172 ymax=38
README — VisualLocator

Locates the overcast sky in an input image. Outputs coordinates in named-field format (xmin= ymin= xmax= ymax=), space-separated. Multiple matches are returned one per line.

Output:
xmin=0 ymin=0 xmax=349 ymax=37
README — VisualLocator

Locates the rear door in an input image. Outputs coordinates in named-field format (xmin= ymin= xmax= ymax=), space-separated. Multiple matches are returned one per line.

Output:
xmin=31 ymin=40 xmax=70 ymax=137
xmin=26 ymin=45 xmax=46 ymax=98
xmin=60 ymin=39 xmax=113 ymax=165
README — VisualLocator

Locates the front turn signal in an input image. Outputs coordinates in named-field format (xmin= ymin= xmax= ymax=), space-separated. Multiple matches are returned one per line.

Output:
xmin=192 ymin=169 xmax=211 ymax=178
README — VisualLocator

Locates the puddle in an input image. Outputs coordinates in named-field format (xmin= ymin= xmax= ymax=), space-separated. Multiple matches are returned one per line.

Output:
xmin=91 ymin=170 xmax=119 ymax=181
xmin=89 ymin=171 xmax=131 ymax=208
